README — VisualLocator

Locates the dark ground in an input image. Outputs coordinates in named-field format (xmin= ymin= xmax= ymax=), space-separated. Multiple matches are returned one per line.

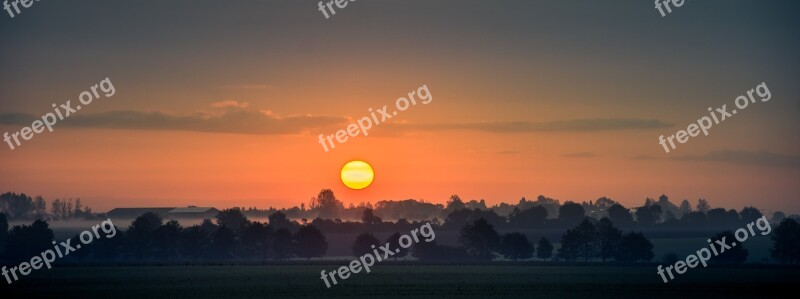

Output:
xmin=3 ymin=264 xmax=799 ymax=299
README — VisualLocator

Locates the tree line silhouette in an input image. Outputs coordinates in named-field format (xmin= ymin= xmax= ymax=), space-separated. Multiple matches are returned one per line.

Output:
xmin=1 ymin=209 xmax=799 ymax=265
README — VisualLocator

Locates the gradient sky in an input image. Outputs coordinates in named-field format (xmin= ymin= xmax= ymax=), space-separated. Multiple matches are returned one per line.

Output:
xmin=1 ymin=0 xmax=799 ymax=214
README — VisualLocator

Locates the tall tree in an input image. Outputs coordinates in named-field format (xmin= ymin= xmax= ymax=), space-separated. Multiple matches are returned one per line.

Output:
xmin=240 ymin=221 xmax=272 ymax=260
xmin=0 ymin=213 xmax=8 ymax=257
xmin=126 ymin=212 xmax=163 ymax=258
xmin=615 ymin=232 xmax=654 ymax=262
xmin=152 ymin=220 xmax=183 ymax=260
xmin=596 ymin=218 xmax=622 ymax=262
xmin=500 ymin=232 xmax=534 ymax=260
xmin=294 ymin=225 xmax=327 ymax=260
xmin=536 ymin=237 xmax=553 ymax=260
xmin=739 ymin=207 xmax=763 ymax=224
xmin=696 ymin=199 xmax=710 ymax=213
xmin=210 ymin=225 xmax=237 ymax=259
xmin=770 ymin=218 xmax=800 ymax=264
xmin=6 ymin=219 xmax=54 ymax=262
xmin=709 ymin=231 xmax=748 ymax=264
xmin=459 ymin=218 xmax=501 ymax=261
xmin=272 ymin=228 xmax=294 ymax=260
xmin=607 ymin=204 xmax=633 ymax=227
xmin=216 ymin=208 xmax=248 ymax=233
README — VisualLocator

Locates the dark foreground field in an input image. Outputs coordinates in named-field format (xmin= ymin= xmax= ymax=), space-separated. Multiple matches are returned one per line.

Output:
xmin=5 ymin=264 xmax=799 ymax=299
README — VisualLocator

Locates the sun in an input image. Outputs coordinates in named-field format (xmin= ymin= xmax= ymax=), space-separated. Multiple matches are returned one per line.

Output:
xmin=340 ymin=160 xmax=374 ymax=190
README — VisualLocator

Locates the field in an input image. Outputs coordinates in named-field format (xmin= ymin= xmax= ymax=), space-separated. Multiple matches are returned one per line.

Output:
xmin=5 ymin=264 xmax=798 ymax=299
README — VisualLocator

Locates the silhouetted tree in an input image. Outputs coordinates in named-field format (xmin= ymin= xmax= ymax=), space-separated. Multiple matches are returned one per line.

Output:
xmin=558 ymin=202 xmax=585 ymax=227
xmin=679 ymin=200 xmax=692 ymax=216
xmin=386 ymin=232 xmax=409 ymax=260
xmin=0 ymin=213 xmax=7 ymax=257
xmin=740 ymin=207 xmax=763 ymax=224
xmin=153 ymin=220 xmax=183 ymax=259
xmin=362 ymin=208 xmax=382 ymax=225
xmin=126 ymin=212 xmax=163 ymax=258
xmin=509 ymin=206 xmax=548 ymax=228
xmin=294 ymin=225 xmax=327 ymax=260
xmin=91 ymin=225 xmax=123 ymax=260
xmin=180 ymin=225 xmax=209 ymax=260
xmin=635 ymin=204 xmax=662 ymax=226
xmin=709 ymin=231 xmax=748 ymax=264
xmin=696 ymin=199 xmax=710 ymax=213
xmin=268 ymin=211 xmax=295 ymax=232
xmin=272 ymin=228 xmax=293 ymax=260
xmin=500 ymin=232 xmax=534 ymax=260
xmin=607 ymin=204 xmax=633 ymax=227
xmin=536 ymin=237 xmax=553 ymax=260
xmin=6 ymin=219 xmax=53 ymax=262
xmin=352 ymin=232 xmax=380 ymax=257
xmin=558 ymin=228 xmax=581 ymax=261
xmin=216 ymin=208 xmax=248 ymax=233
xmin=210 ymin=225 xmax=237 ymax=259
xmin=770 ymin=218 xmax=800 ymax=264
xmin=311 ymin=189 xmax=344 ymax=219
xmin=445 ymin=194 xmax=467 ymax=212
xmin=0 ymin=192 xmax=34 ymax=218
xmin=596 ymin=218 xmax=622 ymax=262
xmin=574 ymin=218 xmax=599 ymax=262
xmin=615 ymin=232 xmax=654 ymax=262
xmin=241 ymin=221 xmax=272 ymax=260
xmin=459 ymin=218 xmax=501 ymax=261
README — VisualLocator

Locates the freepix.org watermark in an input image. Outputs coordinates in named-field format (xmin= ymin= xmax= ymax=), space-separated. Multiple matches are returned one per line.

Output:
xmin=3 ymin=0 xmax=42 ymax=19
xmin=317 ymin=0 xmax=356 ymax=19
xmin=2 ymin=219 xmax=117 ymax=285
xmin=658 ymin=82 xmax=771 ymax=154
xmin=317 ymin=84 xmax=432 ymax=152
xmin=320 ymin=222 xmax=436 ymax=288
xmin=3 ymin=77 xmax=116 ymax=151
xmin=656 ymin=216 xmax=771 ymax=283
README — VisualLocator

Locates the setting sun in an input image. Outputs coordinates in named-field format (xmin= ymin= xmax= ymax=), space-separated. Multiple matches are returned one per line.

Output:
xmin=340 ymin=160 xmax=374 ymax=190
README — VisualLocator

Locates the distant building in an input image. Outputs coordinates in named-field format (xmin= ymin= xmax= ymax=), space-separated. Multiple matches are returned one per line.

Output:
xmin=106 ymin=206 xmax=219 ymax=220
xmin=167 ymin=206 xmax=220 ymax=219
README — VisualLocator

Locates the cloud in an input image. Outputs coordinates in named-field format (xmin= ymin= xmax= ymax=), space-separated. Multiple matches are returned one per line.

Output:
xmin=671 ymin=150 xmax=800 ymax=169
xmin=0 ymin=106 xmax=672 ymax=138
xmin=211 ymin=100 xmax=249 ymax=109
xmin=0 ymin=110 xmax=348 ymax=135
xmin=387 ymin=118 xmax=672 ymax=133
xmin=562 ymin=152 xmax=595 ymax=158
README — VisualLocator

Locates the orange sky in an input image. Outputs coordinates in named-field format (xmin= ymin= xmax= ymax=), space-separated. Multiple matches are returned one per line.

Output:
xmin=1 ymin=1 xmax=799 ymax=214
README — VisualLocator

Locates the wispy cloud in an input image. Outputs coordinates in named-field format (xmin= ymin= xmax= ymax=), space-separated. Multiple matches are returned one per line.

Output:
xmin=671 ymin=150 xmax=800 ymax=169
xmin=387 ymin=118 xmax=672 ymax=133
xmin=0 ymin=109 xmax=347 ymax=135
xmin=0 ymin=105 xmax=672 ymax=137
xmin=562 ymin=152 xmax=595 ymax=158
xmin=211 ymin=100 xmax=249 ymax=109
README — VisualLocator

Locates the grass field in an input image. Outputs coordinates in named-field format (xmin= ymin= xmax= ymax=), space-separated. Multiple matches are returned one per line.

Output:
xmin=5 ymin=264 xmax=798 ymax=299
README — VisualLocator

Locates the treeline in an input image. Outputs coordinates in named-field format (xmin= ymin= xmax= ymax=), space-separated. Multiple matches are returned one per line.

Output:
xmin=0 ymin=192 xmax=94 ymax=220
xmin=239 ymin=190 xmax=797 ymax=231
xmin=2 ymin=210 xmax=799 ymax=264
